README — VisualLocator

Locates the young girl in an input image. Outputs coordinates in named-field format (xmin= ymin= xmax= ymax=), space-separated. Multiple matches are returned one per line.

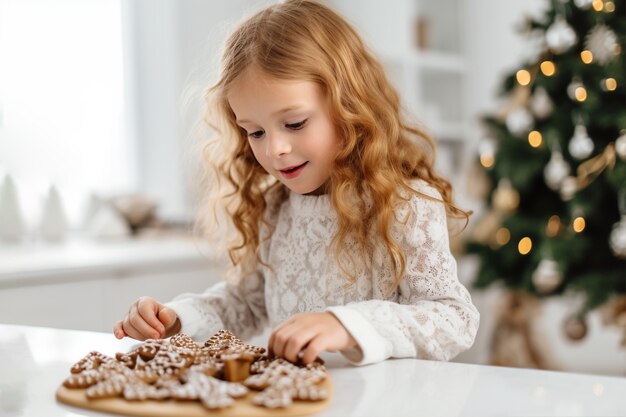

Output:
xmin=114 ymin=0 xmax=479 ymax=366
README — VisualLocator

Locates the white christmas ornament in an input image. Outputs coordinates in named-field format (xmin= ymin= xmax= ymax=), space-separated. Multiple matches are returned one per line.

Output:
xmin=585 ymin=24 xmax=619 ymax=65
xmin=568 ymin=124 xmax=594 ymax=159
xmin=0 ymin=175 xmax=27 ymax=242
xmin=39 ymin=185 xmax=69 ymax=242
xmin=532 ymin=258 xmax=563 ymax=293
xmin=545 ymin=15 xmax=577 ymax=54
xmin=560 ymin=176 xmax=579 ymax=201
xmin=615 ymin=132 xmax=626 ymax=160
xmin=479 ymin=137 xmax=498 ymax=158
xmin=610 ymin=215 xmax=626 ymax=258
xmin=574 ymin=0 xmax=593 ymax=8
xmin=492 ymin=178 xmax=520 ymax=213
xmin=563 ymin=314 xmax=588 ymax=341
xmin=525 ymin=29 xmax=548 ymax=62
xmin=506 ymin=108 xmax=534 ymax=136
xmin=567 ymin=78 xmax=584 ymax=100
xmin=530 ymin=87 xmax=554 ymax=120
xmin=544 ymin=150 xmax=570 ymax=191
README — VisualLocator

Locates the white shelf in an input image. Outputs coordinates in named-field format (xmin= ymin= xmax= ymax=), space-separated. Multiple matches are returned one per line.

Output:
xmin=0 ymin=236 xmax=225 ymax=288
xmin=413 ymin=50 xmax=465 ymax=73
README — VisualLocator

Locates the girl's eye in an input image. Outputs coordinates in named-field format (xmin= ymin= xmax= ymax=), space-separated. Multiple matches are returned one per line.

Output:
xmin=286 ymin=119 xmax=308 ymax=130
xmin=248 ymin=130 xmax=265 ymax=139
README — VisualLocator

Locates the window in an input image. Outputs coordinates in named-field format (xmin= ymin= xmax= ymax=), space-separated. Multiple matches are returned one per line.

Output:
xmin=0 ymin=0 xmax=136 ymax=225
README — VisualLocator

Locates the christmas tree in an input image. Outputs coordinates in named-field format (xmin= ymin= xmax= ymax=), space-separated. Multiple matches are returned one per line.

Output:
xmin=466 ymin=0 xmax=626 ymax=343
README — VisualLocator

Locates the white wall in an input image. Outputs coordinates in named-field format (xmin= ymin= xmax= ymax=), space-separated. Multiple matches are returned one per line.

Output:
xmin=125 ymin=0 xmax=274 ymax=222
xmin=124 ymin=0 xmax=183 ymax=221
xmin=464 ymin=0 xmax=546 ymax=147
xmin=0 ymin=0 xmax=137 ymax=229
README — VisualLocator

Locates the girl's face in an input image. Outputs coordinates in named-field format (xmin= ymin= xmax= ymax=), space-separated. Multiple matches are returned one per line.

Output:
xmin=227 ymin=69 xmax=340 ymax=195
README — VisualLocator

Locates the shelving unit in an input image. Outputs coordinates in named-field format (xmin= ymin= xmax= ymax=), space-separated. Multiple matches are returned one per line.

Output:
xmin=325 ymin=0 xmax=467 ymax=186
xmin=0 ymin=237 xmax=227 ymax=332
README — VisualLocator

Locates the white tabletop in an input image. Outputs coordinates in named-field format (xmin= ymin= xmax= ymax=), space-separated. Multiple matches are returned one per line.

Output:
xmin=0 ymin=324 xmax=624 ymax=417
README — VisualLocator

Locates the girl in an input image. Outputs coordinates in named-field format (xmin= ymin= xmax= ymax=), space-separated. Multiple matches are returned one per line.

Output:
xmin=114 ymin=0 xmax=479 ymax=366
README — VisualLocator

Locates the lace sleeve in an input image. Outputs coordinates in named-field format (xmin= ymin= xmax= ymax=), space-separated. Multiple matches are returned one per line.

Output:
xmin=165 ymin=255 xmax=268 ymax=343
xmin=331 ymin=185 xmax=479 ymax=363
xmin=165 ymin=188 xmax=284 ymax=343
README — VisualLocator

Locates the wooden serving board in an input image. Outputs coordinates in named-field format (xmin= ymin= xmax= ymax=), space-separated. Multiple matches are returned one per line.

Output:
xmin=56 ymin=377 xmax=332 ymax=417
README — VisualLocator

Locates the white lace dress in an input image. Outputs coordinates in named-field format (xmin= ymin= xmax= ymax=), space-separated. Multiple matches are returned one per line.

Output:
xmin=167 ymin=180 xmax=479 ymax=365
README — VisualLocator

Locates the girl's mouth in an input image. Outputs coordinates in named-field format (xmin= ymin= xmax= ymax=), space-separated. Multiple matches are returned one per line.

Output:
xmin=279 ymin=162 xmax=308 ymax=179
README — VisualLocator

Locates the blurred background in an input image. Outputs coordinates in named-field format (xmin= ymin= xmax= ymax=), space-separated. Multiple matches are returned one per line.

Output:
xmin=0 ymin=0 xmax=624 ymax=376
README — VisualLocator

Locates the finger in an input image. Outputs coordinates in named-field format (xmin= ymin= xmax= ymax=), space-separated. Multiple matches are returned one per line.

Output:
xmin=129 ymin=304 xmax=161 ymax=340
xmin=113 ymin=321 xmax=126 ymax=339
xmin=122 ymin=317 xmax=146 ymax=341
xmin=137 ymin=300 xmax=165 ymax=337
xmin=267 ymin=337 xmax=274 ymax=357
xmin=301 ymin=334 xmax=327 ymax=364
xmin=284 ymin=328 xmax=319 ymax=363
xmin=157 ymin=307 xmax=177 ymax=330
xmin=267 ymin=317 xmax=297 ymax=356
xmin=268 ymin=319 xmax=298 ymax=356
xmin=270 ymin=322 xmax=302 ymax=360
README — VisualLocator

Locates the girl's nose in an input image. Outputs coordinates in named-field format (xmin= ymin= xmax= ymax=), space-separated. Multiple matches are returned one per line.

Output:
xmin=266 ymin=133 xmax=292 ymax=158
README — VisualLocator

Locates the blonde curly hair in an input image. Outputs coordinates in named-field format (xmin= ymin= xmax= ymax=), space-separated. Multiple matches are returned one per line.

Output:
xmin=198 ymin=0 xmax=469 ymax=290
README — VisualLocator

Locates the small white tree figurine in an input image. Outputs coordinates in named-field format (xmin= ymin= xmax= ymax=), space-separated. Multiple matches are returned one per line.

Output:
xmin=39 ymin=185 xmax=69 ymax=242
xmin=86 ymin=201 xmax=131 ymax=239
xmin=0 ymin=175 xmax=27 ymax=242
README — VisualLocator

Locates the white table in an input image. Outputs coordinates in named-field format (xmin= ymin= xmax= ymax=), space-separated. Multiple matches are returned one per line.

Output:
xmin=1 ymin=324 xmax=624 ymax=417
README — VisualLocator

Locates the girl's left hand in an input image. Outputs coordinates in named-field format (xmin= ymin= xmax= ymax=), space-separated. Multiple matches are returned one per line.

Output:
xmin=268 ymin=312 xmax=357 ymax=364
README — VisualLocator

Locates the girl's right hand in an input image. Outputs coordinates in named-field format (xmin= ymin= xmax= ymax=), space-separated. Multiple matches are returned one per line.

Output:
xmin=113 ymin=296 xmax=181 ymax=341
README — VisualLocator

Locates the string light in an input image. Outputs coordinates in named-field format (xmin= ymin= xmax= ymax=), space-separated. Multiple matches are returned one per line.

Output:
xmin=540 ymin=61 xmax=556 ymax=76
xmin=528 ymin=130 xmax=543 ymax=148
xmin=546 ymin=215 xmax=561 ymax=237
xmin=604 ymin=1 xmax=615 ymax=12
xmin=592 ymin=0 xmax=604 ymax=11
xmin=516 ymin=69 xmax=531 ymax=86
xmin=573 ymin=216 xmax=586 ymax=233
xmin=518 ymin=237 xmax=533 ymax=255
xmin=479 ymin=138 xmax=497 ymax=168
xmin=496 ymin=228 xmax=511 ymax=245
xmin=602 ymin=78 xmax=617 ymax=91
xmin=480 ymin=154 xmax=495 ymax=168
xmin=575 ymin=86 xmax=587 ymax=102
xmin=580 ymin=50 xmax=593 ymax=64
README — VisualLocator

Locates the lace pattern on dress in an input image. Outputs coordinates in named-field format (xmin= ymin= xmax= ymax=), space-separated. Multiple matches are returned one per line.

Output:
xmin=176 ymin=180 xmax=478 ymax=361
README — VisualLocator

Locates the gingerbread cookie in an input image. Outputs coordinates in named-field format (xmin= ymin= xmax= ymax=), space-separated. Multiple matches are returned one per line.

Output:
xmin=204 ymin=330 xmax=266 ymax=359
xmin=58 ymin=329 xmax=331 ymax=414
xmin=70 ymin=351 xmax=112 ymax=373
xmin=244 ymin=358 xmax=328 ymax=408
xmin=64 ymin=352 xmax=128 ymax=388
